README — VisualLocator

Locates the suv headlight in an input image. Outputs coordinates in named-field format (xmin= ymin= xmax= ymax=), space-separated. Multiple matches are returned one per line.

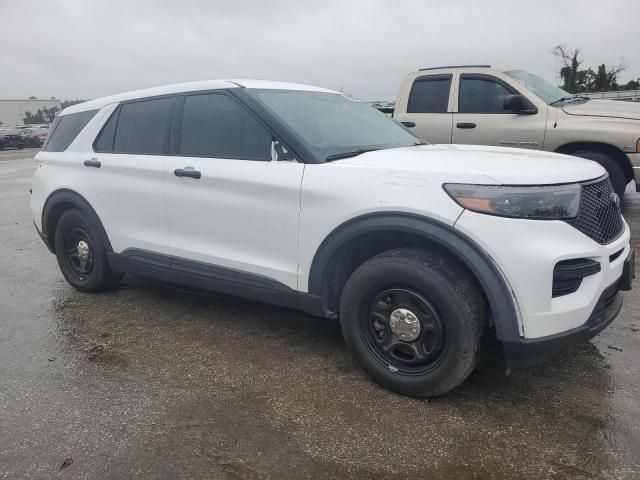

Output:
xmin=443 ymin=183 xmax=581 ymax=220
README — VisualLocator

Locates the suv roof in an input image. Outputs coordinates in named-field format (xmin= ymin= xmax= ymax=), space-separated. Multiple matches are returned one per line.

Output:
xmin=62 ymin=80 xmax=339 ymax=116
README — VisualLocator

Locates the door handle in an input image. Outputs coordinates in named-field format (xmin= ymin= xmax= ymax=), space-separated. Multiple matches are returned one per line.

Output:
xmin=83 ymin=158 xmax=101 ymax=168
xmin=401 ymin=121 xmax=416 ymax=128
xmin=456 ymin=122 xmax=476 ymax=129
xmin=174 ymin=168 xmax=201 ymax=179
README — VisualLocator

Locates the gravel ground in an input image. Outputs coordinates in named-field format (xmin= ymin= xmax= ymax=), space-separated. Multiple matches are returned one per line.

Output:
xmin=1 ymin=148 xmax=639 ymax=479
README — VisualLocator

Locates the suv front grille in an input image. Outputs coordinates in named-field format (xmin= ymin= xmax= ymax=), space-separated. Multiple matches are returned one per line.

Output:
xmin=567 ymin=176 xmax=624 ymax=244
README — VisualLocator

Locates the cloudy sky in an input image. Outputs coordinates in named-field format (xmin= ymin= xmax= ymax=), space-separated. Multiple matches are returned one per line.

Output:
xmin=1 ymin=0 xmax=638 ymax=102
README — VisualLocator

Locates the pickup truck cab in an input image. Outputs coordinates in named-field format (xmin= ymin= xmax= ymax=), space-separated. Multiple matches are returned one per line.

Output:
xmin=392 ymin=65 xmax=640 ymax=195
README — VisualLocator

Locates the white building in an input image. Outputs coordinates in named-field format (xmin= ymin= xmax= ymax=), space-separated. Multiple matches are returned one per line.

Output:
xmin=0 ymin=99 xmax=62 ymax=126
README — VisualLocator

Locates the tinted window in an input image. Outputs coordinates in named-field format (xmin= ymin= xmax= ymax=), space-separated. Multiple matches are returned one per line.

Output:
xmin=93 ymin=108 xmax=118 ymax=152
xmin=459 ymin=76 xmax=515 ymax=113
xmin=44 ymin=110 xmax=97 ymax=152
xmin=407 ymin=75 xmax=452 ymax=113
xmin=179 ymin=94 xmax=271 ymax=160
xmin=113 ymin=98 xmax=173 ymax=154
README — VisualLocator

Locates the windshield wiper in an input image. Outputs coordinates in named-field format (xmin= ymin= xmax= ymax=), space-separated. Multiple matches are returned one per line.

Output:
xmin=326 ymin=148 xmax=379 ymax=162
xmin=550 ymin=95 xmax=591 ymax=106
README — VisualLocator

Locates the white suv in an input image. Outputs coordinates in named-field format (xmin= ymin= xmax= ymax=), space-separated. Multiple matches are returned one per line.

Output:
xmin=31 ymin=80 xmax=635 ymax=397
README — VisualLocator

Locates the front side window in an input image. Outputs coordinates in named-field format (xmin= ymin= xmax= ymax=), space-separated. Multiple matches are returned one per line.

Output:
xmin=179 ymin=93 xmax=271 ymax=160
xmin=44 ymin=110 xmax=97 ymax=152
xmin=458 ymin=75 xmax=516 ymax=114
xmin=249 ymin=90 xmax=421 ymax=161
xmin=112 ymin=98 xmax=173 ymax=155
xmin=407 ymin=74 xmax=452 ymax=113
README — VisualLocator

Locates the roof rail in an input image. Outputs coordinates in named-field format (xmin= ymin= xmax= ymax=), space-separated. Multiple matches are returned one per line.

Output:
xmin=419 ymin=65 xmax=491 ymax=71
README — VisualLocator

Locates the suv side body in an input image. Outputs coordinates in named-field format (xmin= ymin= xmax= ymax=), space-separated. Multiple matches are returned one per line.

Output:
xmin=393 ymin=66 xmax=640 ymax=195
xmin=31 ymin=80 xmax=634 ymax=397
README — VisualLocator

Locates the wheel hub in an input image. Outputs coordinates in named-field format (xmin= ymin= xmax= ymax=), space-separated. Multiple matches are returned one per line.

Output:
xmin=76 ymin=240 xmax=90 ymax=261
xmin=389 ymin=308 xmax=420 ymax=341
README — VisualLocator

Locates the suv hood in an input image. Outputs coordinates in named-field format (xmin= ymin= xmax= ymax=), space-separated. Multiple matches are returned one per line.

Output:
xmin=561 ymin=99 xmax=640 ymax=120
xmin=335 ymin=144 xmax=605 ymax=185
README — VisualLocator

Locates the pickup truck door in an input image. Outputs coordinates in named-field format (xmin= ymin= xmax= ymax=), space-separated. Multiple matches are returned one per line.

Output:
xmin=451 ymin=74 xmax=547 ymax=149
xmin=393 ymin=74 xmax=454 ymax=144
xmin=164 ymin=92 xmax=304 ymax=291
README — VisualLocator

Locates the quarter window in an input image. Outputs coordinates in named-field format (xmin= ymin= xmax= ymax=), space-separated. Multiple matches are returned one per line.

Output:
xmin=407 ymin=75 xmax=452 ymax=113
xmin=179 ymin=93 xmax=271 ymax=160
xmin=458 ymin=75 xmax=516 ymax=113
xmin=44 ymin=110 xmax=98 ymax=152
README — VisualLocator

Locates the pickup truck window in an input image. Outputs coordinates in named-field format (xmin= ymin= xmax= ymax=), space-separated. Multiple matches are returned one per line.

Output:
xmin=458 ymin=75 xmax=516 ymax=114
xmin=407 ymin=74 xmax=451 ymax=113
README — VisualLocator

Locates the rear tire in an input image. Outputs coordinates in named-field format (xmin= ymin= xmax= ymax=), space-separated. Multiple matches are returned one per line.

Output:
xmin=54 ymin=209 xmax=122 ymax=292
xmin=570 ymin=150 xmax=627 ymax=196
xmin=339 ymin=248 xmax=485 ymax=397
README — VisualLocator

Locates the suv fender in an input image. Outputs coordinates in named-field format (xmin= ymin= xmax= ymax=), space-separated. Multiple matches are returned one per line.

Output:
xmin=41 ymin=189 xmax=113 ymax=255
xmin=308 ymin=212 xmax=521 ymax=342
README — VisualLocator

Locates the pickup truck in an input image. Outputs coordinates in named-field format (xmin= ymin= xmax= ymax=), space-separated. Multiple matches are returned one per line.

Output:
xmin=388 ymin=65 xmax=640 ymax=195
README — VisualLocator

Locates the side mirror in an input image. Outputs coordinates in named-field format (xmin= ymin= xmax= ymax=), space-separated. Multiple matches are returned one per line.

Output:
xmin=271 ymin=139 xmax=294 ymax=161
xmin=503 ymin=94 xmax=526 ymax=112
xmin=503 ymin=94 xmax=538 ymax=115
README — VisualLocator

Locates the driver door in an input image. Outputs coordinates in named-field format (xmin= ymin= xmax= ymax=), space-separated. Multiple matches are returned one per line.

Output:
xmin=452 ymin=74 xmax=546 ymax=149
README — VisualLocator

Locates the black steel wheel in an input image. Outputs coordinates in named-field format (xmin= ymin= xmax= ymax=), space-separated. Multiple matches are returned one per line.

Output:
xmin=64 ymin=227 xmax=95 ymax=280
xmin=340 ymin=248 xmax=486 ymax=397
xmin=363 ymin=288 xmax=446 ymax=374
xmin=54 ymin=208 xmax=122 ymax=292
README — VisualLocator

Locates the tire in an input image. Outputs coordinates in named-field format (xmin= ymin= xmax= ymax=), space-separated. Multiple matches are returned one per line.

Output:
xmin=54 ymin=209 xmax=122 ymax=292
xmin=339 ymin=248 xmax=486 ymax=397
xmin=570 ymin=150 xmax=627 ymax=196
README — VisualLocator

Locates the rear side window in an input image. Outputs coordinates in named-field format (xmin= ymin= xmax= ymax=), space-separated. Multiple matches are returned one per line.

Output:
xmin=458 ymin=75 xmax=516 ymax=113
xmin=407 ymin=75 xmax=452 ymax=113
xmin=179 ymin=93 xmax=271 ymax=160
xmin=44 ymin=110 xmax=98 ymax=152
xmin=110 ymin=98 xmax=173 ymax=154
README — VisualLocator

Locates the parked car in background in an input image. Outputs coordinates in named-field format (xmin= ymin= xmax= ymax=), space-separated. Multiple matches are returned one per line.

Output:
xmin=31 ymin=79 xmax=633 ymax=397
xmin=20 ymin=127 xmax=49 ymax=148
xmin=0 ymin=129 xmax=26 ymax=150
xmin=388 ymin=65 xmax=640 ymax=195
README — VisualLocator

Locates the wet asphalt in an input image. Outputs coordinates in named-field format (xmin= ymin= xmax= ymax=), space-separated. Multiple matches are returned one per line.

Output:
xmin=0 ymin=148 xmax=639 ymax=479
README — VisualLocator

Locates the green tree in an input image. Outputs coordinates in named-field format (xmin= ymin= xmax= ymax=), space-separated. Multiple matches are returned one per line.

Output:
xmin=23 ymin=106 xmax=60 ymax=124
xmin=552 ymin=44 xmax=627 ymax=93
xmin=61 ymin=99 xmax=86 ymax=109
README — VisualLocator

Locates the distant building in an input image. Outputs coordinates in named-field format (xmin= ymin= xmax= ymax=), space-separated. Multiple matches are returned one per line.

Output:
xmin=0 ymin=99 xmax=62 ymax=126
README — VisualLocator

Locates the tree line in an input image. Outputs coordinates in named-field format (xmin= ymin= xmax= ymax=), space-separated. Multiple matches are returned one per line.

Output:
xmin=552 ymin=44 xmax=639 ymax=93
xmin=22 ymin=99 xmax=85 ymax=124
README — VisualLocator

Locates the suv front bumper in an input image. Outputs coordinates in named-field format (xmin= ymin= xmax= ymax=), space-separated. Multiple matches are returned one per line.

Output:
xmin=503 ymin=248 xmax=633 ymax=368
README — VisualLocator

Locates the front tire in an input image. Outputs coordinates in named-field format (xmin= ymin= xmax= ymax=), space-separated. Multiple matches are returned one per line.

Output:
xmin=339 ymin=248 xmax=485 ymax=397
xmin=54 ymin=209 xmax=121 ymax=292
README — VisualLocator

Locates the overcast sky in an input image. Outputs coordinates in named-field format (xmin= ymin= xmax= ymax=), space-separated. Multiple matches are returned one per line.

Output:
xmin=1 ymin=0 xmax=638 ymax=101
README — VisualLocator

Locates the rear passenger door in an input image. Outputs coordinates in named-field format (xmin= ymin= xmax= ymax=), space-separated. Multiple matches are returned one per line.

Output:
xmin=394 ymin=74 xmax=453 ymax=144
xmin=164 ymin=92 xmax=304 ymax=290
xmin=90 ymin=97 xmax=174 ymax=255
xmin=452 ymin=74 xmax=546 ymax=149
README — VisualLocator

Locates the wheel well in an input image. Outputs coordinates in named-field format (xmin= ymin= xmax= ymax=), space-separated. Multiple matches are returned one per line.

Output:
xmin=555 ymin=142 xmax=633 ymax=181
xmin=318 ymin=229 xmax=491 ymax=325
xmin=42 ymin=190 xmax=112 ymax=254
xmin=45 ymin=201 xmax=76 ymax=253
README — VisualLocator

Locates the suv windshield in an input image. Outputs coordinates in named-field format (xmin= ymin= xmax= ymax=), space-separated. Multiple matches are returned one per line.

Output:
xmin=248 ymin=89 xmax=422 ymax=161
xmin=504 ymin=70 xmax=570 ymax=105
